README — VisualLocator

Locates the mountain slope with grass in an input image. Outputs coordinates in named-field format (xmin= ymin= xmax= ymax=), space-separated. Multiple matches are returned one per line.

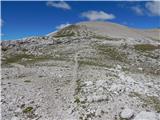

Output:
xmin=1 ymin=21 xmax=160 ymax=120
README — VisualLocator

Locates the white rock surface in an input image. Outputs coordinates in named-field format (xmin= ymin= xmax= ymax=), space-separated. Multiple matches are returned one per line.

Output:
xmin=133 ymin=111 xmax=159 ymax=120
xmin=11 ymin=117 xmax=19 ymax=120
xmin=120 ymin=108 xmax=134 ymax=119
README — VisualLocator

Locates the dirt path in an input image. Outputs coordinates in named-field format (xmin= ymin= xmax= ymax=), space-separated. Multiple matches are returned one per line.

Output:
xmin=73 ymin=52 xmax=79 ymax=81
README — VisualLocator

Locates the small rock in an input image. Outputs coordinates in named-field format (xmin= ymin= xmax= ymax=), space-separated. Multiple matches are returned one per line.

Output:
xmin=85 ymin=81 xmax=93 ymax=86
xmin=116 ymin=65 xmax=122 ymax=70
xmin=80 ymin=97 xmax=85 ymax=102
xmin=138 ymin=67 xmax=143 ymax=71
xmin=96 ymin=80 xmax=104 ymax=87
xmin=11 ymin=116 xmax=19 ymax=120
xmin=15 ymin=108 xmax=21 ymax=113
xmin=120 ymin=108 xmax=134 ymax=119
xmin=133 ymin=111 xmax=158 ymax=120
xmin=95 ymin=108 xmax=102 ymax=116
xmin=87 ymin=96 xmax=93 ymax=102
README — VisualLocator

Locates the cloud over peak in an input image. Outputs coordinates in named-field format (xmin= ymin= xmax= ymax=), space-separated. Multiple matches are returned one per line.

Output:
xmin=0 ymin=18 xmax=3 ymax=27
xmin=131 ymin=6 xmax=144 ymax=15
xmin=145 ymin=1 xmax=160 ymax=16
xmin=130 ymin=1 xmax=160 ymax=16
xmin=81 ymin=10 xmax=115 ymax=21
xmin=46 ymin=1 xmax=71 ymax=10
xmin=56 ymin=23 xmax=71 ymax=30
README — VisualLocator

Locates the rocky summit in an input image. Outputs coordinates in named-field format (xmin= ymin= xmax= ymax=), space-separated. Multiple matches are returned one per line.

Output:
xmin=1 ymin=21 xmax=160 ymax=120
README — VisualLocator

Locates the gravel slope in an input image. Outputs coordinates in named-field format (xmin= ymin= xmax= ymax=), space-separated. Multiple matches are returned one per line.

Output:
xmin=1 ymin=21 xmax=160 ymax=120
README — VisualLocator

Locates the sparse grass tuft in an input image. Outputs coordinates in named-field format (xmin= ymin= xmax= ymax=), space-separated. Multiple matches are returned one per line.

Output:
xmin=145 ymin=96 xmax=160 ymax=112
xmin=23 ymin=107 xmax=33 ymax=113
xmin=24 ymin=80 xmax=31 ymax=83
xmin=2 ymin=53 xmax=53 ymax=65
xmin=95 ymin=45 xmax=128 ymax=62
xmin=129 ymin=92 xmax=160 ymax=112
xmin=78 ymin=59 xmax=112 ymax=67
xmin=74 ymin=96 xmax=80 ymax=104
xmin=134 ymin=44 xmax=160 ymax=52
xmin=78 ymin=59 xmax=100 ymax=66
xmin=54 ymin=32 xmax=75 ymax=38
xmin=93 ymin=35 xmax=115 ymax=41
xmin=75 ymin=79 xmax=82 ymax=95
xmin=3 ymin=54 xmax=34 ymax=64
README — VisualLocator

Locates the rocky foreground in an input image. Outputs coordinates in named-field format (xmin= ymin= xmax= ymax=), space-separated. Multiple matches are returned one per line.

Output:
xmin=1 ymin=22 xmax=160 ymax=120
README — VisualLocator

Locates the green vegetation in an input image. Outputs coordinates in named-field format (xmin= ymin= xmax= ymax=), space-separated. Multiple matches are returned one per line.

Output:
xmin=95 ymin=44 xmax=128 ymax=62
xmin=24 ymin=80 xmax=31 ymax=83
xmin=134 ymin=44 xmax=160 ymax=52
xmin=75 ymin=79 xmax=82 ymax=95
xmin=4 ymin=54 xmax=34 ymax=64
xmin=74 ymin=96 xmax=80 ymax=104
xmin=54 ymin=32 xmax=75 ymax=38
xmin=2 ymin=53 xmax=52 ymax=65
xmin=129 ymin=92 xmax=160 ymax=112
xmin=78 ymin=59 xmax=112 ymax=67
xmin=52 ymin=51 xmax=72 ymax=61
xmin=23 ymin=107 xmax=33 ymax=113
xmin=93 ymin=35 xmax=116 ymax=41
xmin=2 ymin=47 xmax=73 ymax=66
xmin=51 ymin=55 xmax=68 ymax=61
xmin=146 ymin=96 xmax=160 ymax=112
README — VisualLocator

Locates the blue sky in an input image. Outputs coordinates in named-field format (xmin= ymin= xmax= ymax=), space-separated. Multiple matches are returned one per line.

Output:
xmin=1 ymin=1 xmax=160 ymax=40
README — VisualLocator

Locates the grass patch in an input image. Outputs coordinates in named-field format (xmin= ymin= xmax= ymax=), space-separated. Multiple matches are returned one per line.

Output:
xmin=3 ymin=54 xmax=34 ymax=64
xmin=129 ymin=92 xmax=160 ymax=112
xmin=93 ymin=35 xmax=117 ymax=41
xmin=146 ymin=96 xmax=160 ymax=112
xmin=78 ymin=59 xmax=112 ymax=67
xmin=79 ymin=59 xmax=100 ymax=66
xmin=134 ymin=44 xmax=160 ymax=52
xmin=54 ymin=32 xmax=75 ymax=38
xmin=2 ymin=53 xmax=53 ymax=65
xmin=95 ymin=45 xmax=128 ymax=62
xmin=23 ymin=107 xmax=33 ymax=113
xmin=24 ymin=80 xmax=31 ymax=83
xmin=74 ymin=96 xmax=80 ymax=104
xmin=75 ymin=79 xmax=82 ymax=95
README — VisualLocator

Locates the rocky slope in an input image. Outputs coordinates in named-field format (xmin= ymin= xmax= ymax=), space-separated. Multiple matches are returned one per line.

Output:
xmin=1 ymin=21 xmax=160 ymax=120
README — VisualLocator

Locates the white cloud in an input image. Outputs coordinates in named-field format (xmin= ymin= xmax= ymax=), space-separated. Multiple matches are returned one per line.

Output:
xmin=122 ymin=21 xmax=128 ymax=25
xmin=56 ymin=23 xmax=71 ymax=30
xmin=0 ymin=18 xmax=3 ymax=27
xmin=0 ymin=33 xmax=4 ymax=36
xmin=46 ymin=1 xmax=71 ymax=10
xmin=1 ymin=19 xmax=4 ymax=37
xmin=131 ymin=6 xmax=144 ymax=15
xmin=81 ymin=10 xmax=115 ymax=21
xmin=145 ymin=1 xmax=160 ymax=16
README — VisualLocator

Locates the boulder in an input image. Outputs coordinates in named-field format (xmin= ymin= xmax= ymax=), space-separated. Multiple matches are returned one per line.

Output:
xmin=134 ymin=111 xmax=158 ymax=120
xmin=120 ymin=108 xmax=134 ymax=119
